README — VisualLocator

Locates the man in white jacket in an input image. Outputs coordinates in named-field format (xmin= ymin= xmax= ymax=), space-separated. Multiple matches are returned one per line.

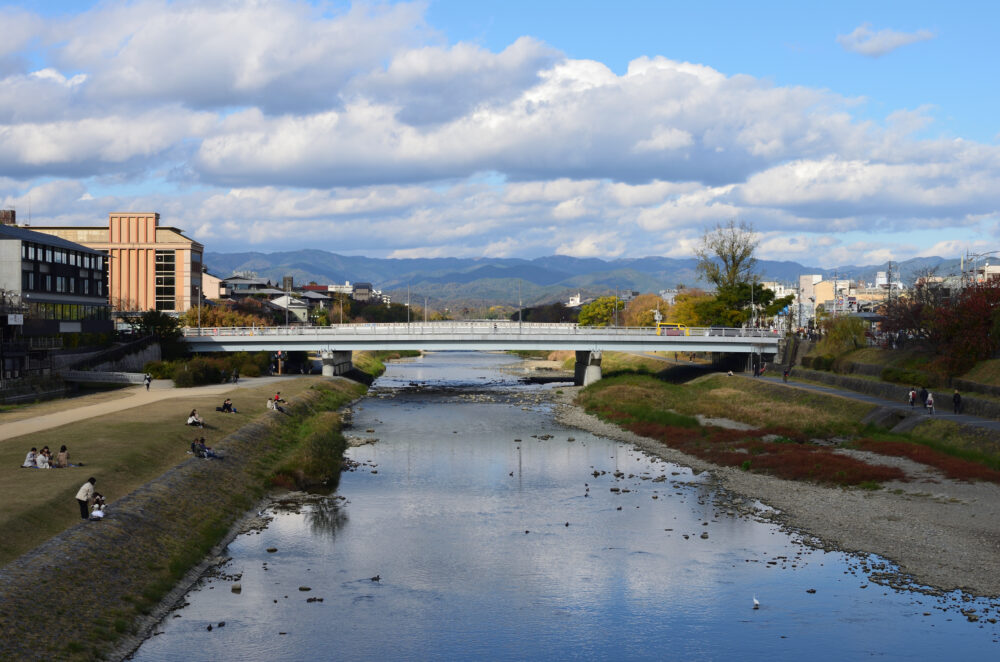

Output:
xmin=76 ymin=477 xmax=96 ymax=520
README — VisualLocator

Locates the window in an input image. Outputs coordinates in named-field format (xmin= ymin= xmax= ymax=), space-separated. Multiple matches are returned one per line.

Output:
xmin=97 ymin=281 xmax=103 ymax=296
xmin=69 ymin=278 xmax=75 ymax=294
xmin=56 ymin=276 xmax=66 ymax=293
xmin=22 ymin=271 xmax=34 ymax=290
xmin=45 ymin=248 xmax=52 ymax=262
xmin=83 ymin=280 xmax=89 ymax=295
xmin=28 ymin=244 xmax=35 ymax=260
xmin=45 ymin=275 xmax=52 ymax=291
xmin=155 ymin=250 xmax=176 ymax=311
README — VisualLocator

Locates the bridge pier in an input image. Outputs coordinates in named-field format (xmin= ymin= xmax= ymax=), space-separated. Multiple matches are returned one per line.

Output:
xmin=320 ymin=350 xmax=353 ymax=377
xmin=574 ymin=350 xmax=602 ymax=386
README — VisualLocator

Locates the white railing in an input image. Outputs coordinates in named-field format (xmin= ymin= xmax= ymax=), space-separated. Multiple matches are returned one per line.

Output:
xmin=181 ymin=322 xmax=780 ymax=339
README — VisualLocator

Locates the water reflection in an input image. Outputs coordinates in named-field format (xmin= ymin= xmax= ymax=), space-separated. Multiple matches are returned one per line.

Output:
xmin=305 ymin=498 xmax=348 ymax=540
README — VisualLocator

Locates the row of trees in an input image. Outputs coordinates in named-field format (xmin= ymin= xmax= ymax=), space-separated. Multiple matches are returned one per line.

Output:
xmin=882 ymin=280 xmax=1000 ymax=375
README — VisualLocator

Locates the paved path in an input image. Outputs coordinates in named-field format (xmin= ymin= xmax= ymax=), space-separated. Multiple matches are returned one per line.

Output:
xmin=758 ymin=374 xmax=1000 ymax=432
xmin=629 ymin=350 xmax=1000 ymax=433
xmin=0 ymin=376 xmax=305 ymax=443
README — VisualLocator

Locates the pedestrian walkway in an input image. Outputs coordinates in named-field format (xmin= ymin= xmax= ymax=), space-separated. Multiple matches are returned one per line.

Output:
xmin=757 ymin=375 xmax=1000 ymax=432
xmin=0 ymin=375 xmax=309 ymax=443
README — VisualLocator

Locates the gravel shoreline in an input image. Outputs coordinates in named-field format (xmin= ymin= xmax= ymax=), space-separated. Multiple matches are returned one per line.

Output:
xmin=552 ymin=385 xmax=1000 ymax=598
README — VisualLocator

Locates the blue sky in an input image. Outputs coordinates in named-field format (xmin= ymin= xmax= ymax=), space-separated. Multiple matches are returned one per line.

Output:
xmin=0 ymin=0 xmax=997 ymax=269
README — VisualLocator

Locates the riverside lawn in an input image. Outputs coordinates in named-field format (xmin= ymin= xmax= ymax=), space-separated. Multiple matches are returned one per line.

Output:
xmin=576 ymin=368 xmax=1000 ymax=486
xmin=0 ymin=378 xmax=325 ymax=566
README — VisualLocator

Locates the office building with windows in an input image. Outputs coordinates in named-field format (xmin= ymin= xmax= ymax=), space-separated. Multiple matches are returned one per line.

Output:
xmin=0 ymin=221 xmax=111 ymax=333
xmin=30 ymin=212 xmax=203 ymax=313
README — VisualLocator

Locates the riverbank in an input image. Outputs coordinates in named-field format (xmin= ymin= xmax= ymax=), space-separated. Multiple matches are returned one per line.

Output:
xmin=0 ymin=377 xmax=366 ymax=662
xmin=553 ymin=385 xmax=1000 ymax=598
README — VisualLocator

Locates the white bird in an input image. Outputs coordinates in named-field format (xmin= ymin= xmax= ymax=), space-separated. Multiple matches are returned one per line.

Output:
xmin=753 ymin=594 xmax=760 ymax=609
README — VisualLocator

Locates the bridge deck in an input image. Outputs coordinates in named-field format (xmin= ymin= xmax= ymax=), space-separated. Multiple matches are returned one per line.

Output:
xmin=181 ymin=322 xmax=780 ymax=355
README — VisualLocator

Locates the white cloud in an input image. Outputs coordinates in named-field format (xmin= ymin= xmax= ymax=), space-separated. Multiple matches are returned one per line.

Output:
xmin=837 ymin=23 xmax=935 ymax=57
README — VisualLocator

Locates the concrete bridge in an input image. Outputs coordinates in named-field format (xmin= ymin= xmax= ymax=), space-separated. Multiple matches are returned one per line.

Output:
xmin=180 ymin=321 xmax=780 ymax=385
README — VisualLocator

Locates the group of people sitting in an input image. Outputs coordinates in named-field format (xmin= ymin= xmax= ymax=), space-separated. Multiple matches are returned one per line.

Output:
xmin=216 ymin=398 xmax=237 ymax=414
xmin=267 ymin=392 xmax=288 ymax=414
xmin=22 ymin=445 xmax=73 ymax=469
xmin=190 ymin=436 xmax=223 ymax=460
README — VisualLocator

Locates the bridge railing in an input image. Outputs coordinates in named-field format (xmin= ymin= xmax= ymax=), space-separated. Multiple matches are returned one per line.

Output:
xmin=181 ymin=322 xmax=780 ymax=339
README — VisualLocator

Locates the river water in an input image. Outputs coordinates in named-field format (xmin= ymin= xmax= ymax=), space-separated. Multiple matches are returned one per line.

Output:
xmin=131 ymin=352 xmax=999 ymax=661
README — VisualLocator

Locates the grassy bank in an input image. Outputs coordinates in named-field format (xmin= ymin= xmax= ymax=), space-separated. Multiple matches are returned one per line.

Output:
xmin=578 ymin=370 xmax=1000 ymax=487
xmin=0 ymin=351 xmax=398 ymax=661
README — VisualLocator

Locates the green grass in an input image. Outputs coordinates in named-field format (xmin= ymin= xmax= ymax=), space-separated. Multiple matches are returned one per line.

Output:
xmin=577 ymin=369 xmax=1000 ymax=486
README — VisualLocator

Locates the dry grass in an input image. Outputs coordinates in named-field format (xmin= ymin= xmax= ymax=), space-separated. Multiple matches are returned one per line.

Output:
xmin=578 ymin=373 xmax=907 ymax=486
xmin=585 ymin=374 xmax=875 ymax=436
xmin=0 ymin=377 xmax=323 ymax=566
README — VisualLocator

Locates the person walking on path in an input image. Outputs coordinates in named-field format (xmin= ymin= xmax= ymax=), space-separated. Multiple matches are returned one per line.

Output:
xmin=908 ymin=387 xmax=917 ymax=407
xmin=919 ymin=386 xmax=929 ymax=407
xmin=953 ymin=390 xmax=962 ymax=415
xmin=926 ymin=392 xmax=935 ymax=415
xmin=76 ymin=477 xmax=96 ymax=520
xmin=144 ymin=373 xmax=151 ymax=391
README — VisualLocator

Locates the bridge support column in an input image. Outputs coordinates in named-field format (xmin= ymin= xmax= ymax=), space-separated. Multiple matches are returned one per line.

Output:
xmin=321 ymin=350 xmax=353 ymax=377
xmin=574 ymin=350 xmax=602 ymax=386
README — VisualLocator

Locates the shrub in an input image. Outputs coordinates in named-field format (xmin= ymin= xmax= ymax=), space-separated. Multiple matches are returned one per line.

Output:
xmin=881 ymin=366 xmax=940 ymax=389
xmin=172 ymin=357 xmax=226 ymax=387
xmin=143 ymin=360 xmax=174 ymax=380
xmin=239 ymin=362 xmax=262 ymax=378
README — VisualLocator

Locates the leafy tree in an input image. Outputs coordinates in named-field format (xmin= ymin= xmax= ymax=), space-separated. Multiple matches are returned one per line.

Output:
xmin=695 ymin=218 xmax=758 ymax=290
xmin=578 ymin=296 xmax=625 ymax=327
xmin=669 ymin=288 xmax=711 ymax=326
xmin=694 ymin=281 xmax=790 ymax=327
xmin=181 ymin=300 xmax=274 ymax=328
xmin=815 ymin=316 xmax=868 ymax=356
xmin=137 ymin=310 xmax=185 ymax=359
xmin=623 ymin=293 xmax=667 ymax=327
xmin=928 ymin=281 xmax=1000 ymax=375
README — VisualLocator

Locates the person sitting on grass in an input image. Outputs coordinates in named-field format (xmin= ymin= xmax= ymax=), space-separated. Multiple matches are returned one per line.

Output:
xmin=267 ymin=397 xmax=287 ymax=414
xmin=35 ymin=447 xmax=51 ymax=469
xmin=196 ymin=437 xmax=222 ymax=460
xmin=274 ymin=392 xmax=285 ymax=404
xmin=187 ymin=409 xmax=205 ymax=427
xmin=90 ymin=494 xmax=106 ymax=520
xmin=54 ymin=445 xmax=70 ymax=468
xmin=220 ymin=398 xmax=237 ymax=413
xmin=22 ymin=447 xmax=37 ymax=468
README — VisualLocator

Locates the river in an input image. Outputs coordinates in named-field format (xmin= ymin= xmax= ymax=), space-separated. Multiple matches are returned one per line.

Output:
xmin=131 ymin=351 xmax=999 ymax=661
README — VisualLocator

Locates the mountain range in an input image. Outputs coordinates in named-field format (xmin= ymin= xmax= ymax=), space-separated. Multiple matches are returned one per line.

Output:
xmin=204 ymin=250 xmax=961 ymax=308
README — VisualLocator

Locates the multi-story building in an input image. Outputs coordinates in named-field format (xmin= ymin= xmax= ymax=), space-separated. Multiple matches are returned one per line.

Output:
xmin=30 ymin=212 xmax=203 ymax=313
xmin=1 ymin=216 xmax=112 ymax=379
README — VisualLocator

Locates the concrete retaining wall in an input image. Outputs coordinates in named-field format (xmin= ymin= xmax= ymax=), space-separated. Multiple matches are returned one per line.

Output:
xmin=792 ymin=368 xmax=1000 ymax=420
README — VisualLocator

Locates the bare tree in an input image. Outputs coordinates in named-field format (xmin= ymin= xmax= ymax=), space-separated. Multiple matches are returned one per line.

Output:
xmin=695 ymin=219 xmax=758 ymax=290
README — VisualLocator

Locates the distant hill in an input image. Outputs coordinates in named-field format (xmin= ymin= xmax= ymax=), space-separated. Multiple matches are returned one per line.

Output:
xmin=204 ymin=250 xmax=958 ymax=307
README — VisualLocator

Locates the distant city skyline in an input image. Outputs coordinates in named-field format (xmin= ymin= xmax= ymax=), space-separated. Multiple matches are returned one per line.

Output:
xmin=0 ymin=0 xmax=997 ymax=267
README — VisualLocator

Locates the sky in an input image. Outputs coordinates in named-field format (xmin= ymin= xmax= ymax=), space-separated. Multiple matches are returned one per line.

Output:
xmin=1 ymin=0 xmax=998 ymax=268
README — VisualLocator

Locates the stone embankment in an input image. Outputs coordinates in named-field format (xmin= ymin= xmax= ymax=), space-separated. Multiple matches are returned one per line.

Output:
xmin=0 ymin=385 xmax=348 ymax=662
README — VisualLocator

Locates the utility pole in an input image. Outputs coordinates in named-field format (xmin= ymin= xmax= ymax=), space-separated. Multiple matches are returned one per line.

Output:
xmin=518 ymin=280 xmax=522 ymax=332
xmin=197 ymin=285 xmax=201 ymax=331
